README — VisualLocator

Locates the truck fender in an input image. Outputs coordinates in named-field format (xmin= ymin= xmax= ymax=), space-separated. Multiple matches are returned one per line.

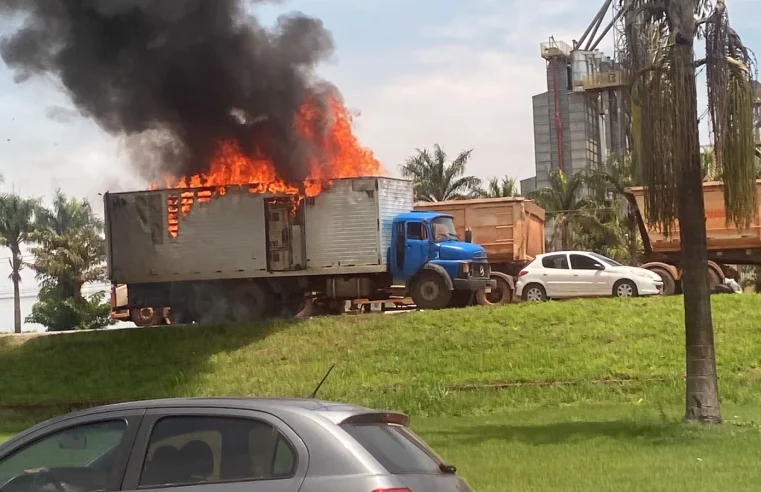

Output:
xmin=640 ymin=262 xmax=679 ymax=296
xmin=706 ymin=261 xmax=724 ymax=281
xmin=640 ymin=262 xmax=679 ymax=281
xmin=417 ymin=263 xmax=454 ymax=291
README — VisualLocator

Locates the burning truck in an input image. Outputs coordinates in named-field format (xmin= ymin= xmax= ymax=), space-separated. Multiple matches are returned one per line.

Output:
xmin=0 ymin=1 xmax=497 ymax=323
xmin=104 ymin=176 xmax=496 ymax=324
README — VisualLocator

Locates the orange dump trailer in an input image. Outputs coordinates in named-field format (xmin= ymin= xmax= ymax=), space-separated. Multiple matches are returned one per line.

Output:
xmin=414 ymin=197 xmax=546 ymax=304
xmin=625 ymin=180 xmax=761 ymax=294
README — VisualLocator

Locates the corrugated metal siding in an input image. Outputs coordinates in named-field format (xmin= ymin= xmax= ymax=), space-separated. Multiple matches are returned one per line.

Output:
xmin=378 ymin=178 xmax=414 ymax=265
xmin=305 ymin=178 xmax=383 ymax=268
xmin=108 ymin=188 xmax=268 ymax=283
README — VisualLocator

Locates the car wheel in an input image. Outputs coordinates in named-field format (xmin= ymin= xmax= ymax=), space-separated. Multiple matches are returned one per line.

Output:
xmin=613 ymin=279 xmax=638 ymax=298
xmin=521 ymin=283 xmax=547 ymax=302
xmin=411 ymin=271 xmax=452 ymax=309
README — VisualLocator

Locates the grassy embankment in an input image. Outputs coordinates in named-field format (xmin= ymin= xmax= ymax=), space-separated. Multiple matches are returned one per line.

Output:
xmin=1 ymin=295 xmax=761 ymax=491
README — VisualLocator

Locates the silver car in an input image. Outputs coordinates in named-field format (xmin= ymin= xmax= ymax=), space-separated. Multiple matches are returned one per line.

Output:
xmin=0 ymin=398 xmax=472 ymax=492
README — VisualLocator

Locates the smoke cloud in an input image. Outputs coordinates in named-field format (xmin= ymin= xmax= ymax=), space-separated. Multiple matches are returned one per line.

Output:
xmin=0 ymin=0 xmax=336 ymax=182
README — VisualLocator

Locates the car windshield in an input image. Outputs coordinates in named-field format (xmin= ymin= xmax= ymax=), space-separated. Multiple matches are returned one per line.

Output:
xmin=430 ymin=217 xmax=459 ymax=242
xmin=589 ymin=252 xmax=623 ymax=267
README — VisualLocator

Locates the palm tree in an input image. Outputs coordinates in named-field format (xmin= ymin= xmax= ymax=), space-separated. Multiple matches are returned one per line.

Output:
xmin=475 ymin=176 xmax=520 ymax=198
xmin=584 ymin=155 xmax=640 ymax=264
xmin=400 ymin=144 xmax=481 ymax=201
xmin=623 ymin=0 xmax=756 ymax=423
xmin=31 ymin=190 xmax=105 ymax=301
xmin=0 ymin=193 xmax=40 ymax=334
xmin=35 ymin=189 xmax=103 ymax=235
xmin=528 ymin=170 xmax=588 ymax=250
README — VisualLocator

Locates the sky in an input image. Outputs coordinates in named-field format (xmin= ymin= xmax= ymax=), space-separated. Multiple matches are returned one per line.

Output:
xmin=0 ymin=0 xmax=758 ymax=330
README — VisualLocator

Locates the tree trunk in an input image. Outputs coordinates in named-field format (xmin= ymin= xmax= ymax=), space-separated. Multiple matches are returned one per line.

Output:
xmin=561 ymin=219 xmax=569 ymax=250
xmin=12 ymin=258 xmax=21 ymax=334
xmin=674 ymin=36 xmax=721 ymax=423
xmin=627 ymin=210 xmax=637 ymax=266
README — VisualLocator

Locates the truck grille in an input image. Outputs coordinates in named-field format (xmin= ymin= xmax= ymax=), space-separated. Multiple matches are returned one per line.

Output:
xmin=473 ymin=262 xmax=490 ymax=278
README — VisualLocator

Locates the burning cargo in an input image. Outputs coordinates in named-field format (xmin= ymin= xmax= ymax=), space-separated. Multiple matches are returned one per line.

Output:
xmin=105 ymin=177 xmax=496 ymax=323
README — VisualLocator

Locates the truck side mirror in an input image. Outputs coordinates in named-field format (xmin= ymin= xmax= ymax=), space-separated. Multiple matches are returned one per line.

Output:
xmin=464 ymin=229 xmax=472 ymax=243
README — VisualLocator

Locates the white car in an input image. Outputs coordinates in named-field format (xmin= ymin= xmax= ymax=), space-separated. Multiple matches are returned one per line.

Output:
xmin=515 ymin=251 xmax=664 ymax=301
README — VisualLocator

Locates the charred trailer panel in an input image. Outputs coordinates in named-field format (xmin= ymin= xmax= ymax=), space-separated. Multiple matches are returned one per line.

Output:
xmin=105 ymin=186 xmax=271 ymax=284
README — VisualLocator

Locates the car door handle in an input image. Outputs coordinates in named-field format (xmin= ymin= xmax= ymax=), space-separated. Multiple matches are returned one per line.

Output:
xmin=573 ymin=274 xmax=579 ymax=277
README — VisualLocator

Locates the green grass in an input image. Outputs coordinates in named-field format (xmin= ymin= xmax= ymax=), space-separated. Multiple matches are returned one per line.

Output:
xmin=2 ymin=295 xmax=761 ymax=490
xmin=1 ymin=295 xmax=760 ymax=414
xmin=417 ymin=403 xmax=761 ymax=491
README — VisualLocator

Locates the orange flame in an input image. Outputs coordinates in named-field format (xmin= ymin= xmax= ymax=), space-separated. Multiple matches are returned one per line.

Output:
xmin=150 ymin=93 xmax=382 ymax=238
xmin=150 ymin=93 xmax=382 ymax=196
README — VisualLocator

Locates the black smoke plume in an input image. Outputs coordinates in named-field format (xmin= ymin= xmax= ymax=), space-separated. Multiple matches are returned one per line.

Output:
xmin=0 ymin=0 xmax=335 ymax=183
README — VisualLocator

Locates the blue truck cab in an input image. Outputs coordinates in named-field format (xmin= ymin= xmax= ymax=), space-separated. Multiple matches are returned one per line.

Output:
xmin=389 ymin=211 xmax=496 ymax=309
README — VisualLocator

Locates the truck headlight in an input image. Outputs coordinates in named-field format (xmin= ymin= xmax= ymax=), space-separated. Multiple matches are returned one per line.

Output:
xmin=459 ymin=262 xmax=471 ymax=277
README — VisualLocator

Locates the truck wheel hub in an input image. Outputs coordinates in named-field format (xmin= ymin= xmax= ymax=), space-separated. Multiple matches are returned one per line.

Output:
xmin=420 ymin=281 xmax=440 ymax=300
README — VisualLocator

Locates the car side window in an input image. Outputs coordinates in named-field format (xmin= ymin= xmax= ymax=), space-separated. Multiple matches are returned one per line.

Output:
xmin=541 ymin=254 xmax=569 ymax=269
xmin=0 ymin=420 xmax=126 ymax=492
xmin=139 ymin=416 xmax=297 ymax=488
xmin=406 ymin=222 xmax=426 ymax=240
xmin=570 ymin=254 xmax=601 ymax=270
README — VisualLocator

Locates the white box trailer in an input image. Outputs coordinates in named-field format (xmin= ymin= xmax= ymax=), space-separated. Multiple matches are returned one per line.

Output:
xmin=105 ymin=176 xmax=413 ymax=284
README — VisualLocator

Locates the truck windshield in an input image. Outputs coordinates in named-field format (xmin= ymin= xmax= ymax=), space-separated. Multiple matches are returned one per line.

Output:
xmin=431 ymin=217 xmax=459 ymax=242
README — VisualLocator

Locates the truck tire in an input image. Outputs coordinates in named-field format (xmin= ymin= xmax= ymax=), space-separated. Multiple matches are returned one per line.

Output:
xmin=130 ymin=307 xmax=162 ymax=327
xmin=476 ymin=272 xmax=514 ymax=306
xmin=521 ymin=283 xmax=547 ymax=302
xmin=290 ymin=297 xmax=314 ymax=319
xmin=411 ymin=271 xmax=452 ymax=310
xmin=707 ymin=267 xmax=721 ymax=292
xmin=649 ymin=267 xmax=676 ymax=296
xmin=613 ymin=279 xmax=638 ymax=298
xmin=229 ymin=282 xmax=273 ymax=323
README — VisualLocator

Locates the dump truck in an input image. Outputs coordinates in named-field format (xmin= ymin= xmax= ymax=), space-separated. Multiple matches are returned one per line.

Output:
xmin=104 ymin=176 xmax=496 ymax=324
xmin=625 ymin=180 xmax=761 ymax=295
xmin=414 ymin=197 xmax=546 ymax=304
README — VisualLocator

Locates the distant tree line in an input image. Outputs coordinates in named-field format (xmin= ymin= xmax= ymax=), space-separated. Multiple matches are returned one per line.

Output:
xmin=0 ymin=178 xmax=112 ymax=333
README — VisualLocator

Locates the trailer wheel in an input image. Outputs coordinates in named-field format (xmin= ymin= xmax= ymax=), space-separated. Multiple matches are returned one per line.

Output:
xmin=130 ymin=307 xmax=162 ymax=327
xmin=476 ymin=272 xmax=514 ymax=306
xmin=229 ymin=282 xmax=273 ymax=323
xmin=649 ymin=267 xmax=676 ymax=296
xmin=411 ymin=271 xmax=452 ymax=310
xmin=707 ymin=267 xmax=721 ymax=292
xmin=291 ymin=297 xmax=314 ymax=319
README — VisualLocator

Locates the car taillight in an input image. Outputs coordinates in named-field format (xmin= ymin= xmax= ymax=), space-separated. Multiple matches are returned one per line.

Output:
xmin=110 ymin=285 xmax=117 ymax=307
xmin=518 ymin=270 xmax=528 ymax=277
xmin=372 ymin=489 xmax=411 ymax=492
